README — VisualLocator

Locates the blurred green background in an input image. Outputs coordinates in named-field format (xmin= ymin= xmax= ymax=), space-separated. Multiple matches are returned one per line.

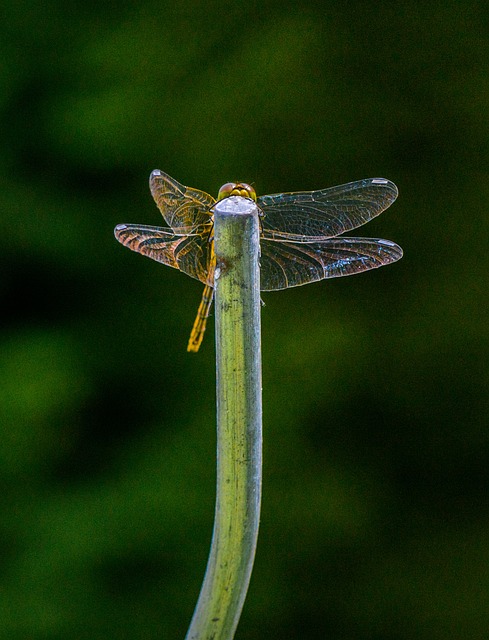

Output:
xmin=1 ymin=1 xmax=488 ymax=638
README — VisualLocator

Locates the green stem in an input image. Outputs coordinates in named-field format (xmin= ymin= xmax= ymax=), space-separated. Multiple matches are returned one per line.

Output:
xmin=185 ymin=196 xmax=262 ymax=640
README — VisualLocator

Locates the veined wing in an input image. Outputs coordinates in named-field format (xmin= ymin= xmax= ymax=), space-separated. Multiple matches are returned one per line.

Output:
xmin=259 ymin=237 xmax=403 ymax=291
xmin=149 ymin=170 xmax=215 ymax=233
xmin=258 ymin=178 xmax=398 ymax=242
xmin=114 ymin=224 xmax=211 ymax=285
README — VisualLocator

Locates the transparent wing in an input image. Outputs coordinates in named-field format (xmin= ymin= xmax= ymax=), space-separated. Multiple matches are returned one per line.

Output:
xmin=114 ymin=223 xmax=211 ymax=285
xmin=149 ymin=170 xmax=215 ymax=233
xmin=259 ymin=237 xmax=403 ymax=291
xmin=258 ymin=178 xmax=398 ymax=242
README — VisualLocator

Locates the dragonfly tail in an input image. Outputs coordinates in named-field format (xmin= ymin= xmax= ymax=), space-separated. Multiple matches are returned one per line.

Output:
xmin=187 ymin=284 xmax=214 ymax=352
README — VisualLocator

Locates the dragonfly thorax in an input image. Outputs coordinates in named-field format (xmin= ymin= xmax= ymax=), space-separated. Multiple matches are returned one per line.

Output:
xmin=217 ymin=182 xmax=257 ymax=202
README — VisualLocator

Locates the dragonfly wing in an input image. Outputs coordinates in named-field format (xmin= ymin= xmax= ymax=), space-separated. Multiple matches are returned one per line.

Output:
xmin=259 ymin=237 xmax=403 ymax=291
xmin=114 ymin=224 xmax=210 ymax=285
xmin=258 ymin=178 xmax=398 ymax=241
xmin=149 ymin=170 xmax=215 ymax=233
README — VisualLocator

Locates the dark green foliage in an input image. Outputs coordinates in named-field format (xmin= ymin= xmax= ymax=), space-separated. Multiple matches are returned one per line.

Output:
xmin=1 ymin=1 xmax=488 ymax=638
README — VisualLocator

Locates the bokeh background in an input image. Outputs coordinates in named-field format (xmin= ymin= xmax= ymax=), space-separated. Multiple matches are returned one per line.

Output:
xmin=1 ymin=1 xmax=488 ymax=638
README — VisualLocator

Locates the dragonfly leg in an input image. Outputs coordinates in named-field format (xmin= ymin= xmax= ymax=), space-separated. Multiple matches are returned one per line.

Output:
xmin=187 ymin=284 xmax=214 ymax=352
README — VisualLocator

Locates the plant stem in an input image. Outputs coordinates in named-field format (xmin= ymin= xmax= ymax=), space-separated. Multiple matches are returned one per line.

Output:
xmin=184 ymin=196 xmax=262 ymax=640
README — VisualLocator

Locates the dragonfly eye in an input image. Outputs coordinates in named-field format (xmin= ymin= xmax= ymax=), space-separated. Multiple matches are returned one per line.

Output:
xmin=217 ymin=182 xmax=257 ymax=202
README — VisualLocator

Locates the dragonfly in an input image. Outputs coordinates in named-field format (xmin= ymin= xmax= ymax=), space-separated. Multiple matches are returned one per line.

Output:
xmin=115 ymin=170 xmax=402 ymax=352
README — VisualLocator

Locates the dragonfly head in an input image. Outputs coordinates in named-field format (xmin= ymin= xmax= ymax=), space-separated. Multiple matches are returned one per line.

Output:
xmin=217 ymin=182 xmax=257 ymax=202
